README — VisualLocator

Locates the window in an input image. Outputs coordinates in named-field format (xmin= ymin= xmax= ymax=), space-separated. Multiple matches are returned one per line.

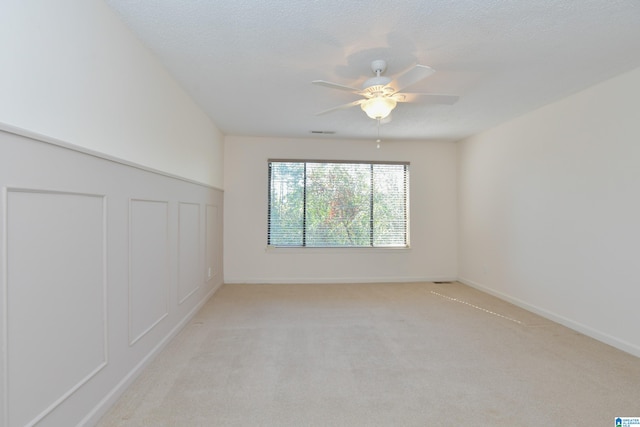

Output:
xmin=268 ymin=160 xmax=409 ymax=248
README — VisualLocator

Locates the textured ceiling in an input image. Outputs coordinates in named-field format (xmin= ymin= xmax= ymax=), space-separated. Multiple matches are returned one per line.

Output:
xmin=105 ymin=0 xmax=640 ymax=142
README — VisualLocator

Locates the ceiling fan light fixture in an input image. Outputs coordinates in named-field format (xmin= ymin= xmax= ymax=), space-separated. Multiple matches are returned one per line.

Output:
xmin=361 ymin=96 xmax=397 ymax=119
xmin=312 ymin=59 xmax=455 ymax=120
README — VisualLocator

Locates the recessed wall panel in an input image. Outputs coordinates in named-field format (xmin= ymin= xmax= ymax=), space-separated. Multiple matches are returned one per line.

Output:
xmin=129 ymin=199 xmax=169 ymax=345
xmin=205 ymin=204 xmax=218 ymax=282
xmin=6 ymin=189 xmax=106 ymax=427
xmin=178 ymin=202 xmax=200 ymax=303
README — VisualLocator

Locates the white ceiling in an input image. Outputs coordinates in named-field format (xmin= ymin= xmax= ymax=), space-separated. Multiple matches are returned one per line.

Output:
xmin=105 ymin=0 xmax=640 ymax=142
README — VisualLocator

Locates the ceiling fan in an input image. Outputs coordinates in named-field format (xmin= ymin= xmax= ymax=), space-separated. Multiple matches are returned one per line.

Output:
xmin=312 ymin=59 xmax=459 ymax=120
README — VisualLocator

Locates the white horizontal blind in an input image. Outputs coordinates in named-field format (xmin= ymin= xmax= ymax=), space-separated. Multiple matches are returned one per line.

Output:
xmin=268 ymin=160 xmax=409 ymax=247
xmin=268 ymin=162 xmax=304 ymax=246
xmin=372 ymin=163 xmax=409 ymax=246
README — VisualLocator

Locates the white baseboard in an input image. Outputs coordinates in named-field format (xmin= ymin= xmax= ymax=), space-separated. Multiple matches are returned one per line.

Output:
xmin=80 ymin=283 xmax=222 ymax=426
xmin=458 ymin=277 xmax=640 ymax=358
xmin=223 ymin=276 xmax=457 ymax=285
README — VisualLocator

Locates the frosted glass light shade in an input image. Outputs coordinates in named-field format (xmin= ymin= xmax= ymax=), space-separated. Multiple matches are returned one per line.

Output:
xmin=361 ymin=97 xmax=397 ymax=119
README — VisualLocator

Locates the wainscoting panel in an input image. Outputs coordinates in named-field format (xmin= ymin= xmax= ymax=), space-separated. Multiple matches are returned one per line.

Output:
xmin=0 ymin=127 xmax=223 ymax=427
xmin=129 ymin=199 xmax=169 ymax=345
xmin=178 ymin=202 xmax=201 ymax=304
xmin=205 ymin=204 xmax=219 ymax=281
xmin=5 ymin=189 xmax=107 ymax=427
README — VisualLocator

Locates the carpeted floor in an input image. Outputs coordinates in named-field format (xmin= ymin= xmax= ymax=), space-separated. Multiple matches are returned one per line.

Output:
xmin=97 ymin=282 xmax=640 ymax=426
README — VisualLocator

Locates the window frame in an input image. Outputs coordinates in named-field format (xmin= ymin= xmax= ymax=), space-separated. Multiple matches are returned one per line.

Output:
xmin=267 ymin=159 xmax=410 ymax=249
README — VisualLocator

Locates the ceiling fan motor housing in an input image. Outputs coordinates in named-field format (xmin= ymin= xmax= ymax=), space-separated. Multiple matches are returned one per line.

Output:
xmin=362 ymin=76 xmax=391 ymax=89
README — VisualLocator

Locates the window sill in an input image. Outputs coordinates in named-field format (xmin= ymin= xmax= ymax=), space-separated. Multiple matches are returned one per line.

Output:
xmin=265 ymin=246 xmax=411 ymax=254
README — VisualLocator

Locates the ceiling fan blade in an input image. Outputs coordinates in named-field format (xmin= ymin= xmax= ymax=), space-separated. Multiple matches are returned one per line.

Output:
xmin=312 ymin=80 xmax=360 ymax=93
xmin=315 ymin=99 xmax=365 ymax=115
xmin=389 ymin=65 xmax=435 ymax=93
xmin=395 ymin=92 xmax=459 ymax=105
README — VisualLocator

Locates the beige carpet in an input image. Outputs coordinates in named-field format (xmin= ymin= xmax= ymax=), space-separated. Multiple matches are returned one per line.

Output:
xmin=97 ymin=282 xmax=640 ymax=426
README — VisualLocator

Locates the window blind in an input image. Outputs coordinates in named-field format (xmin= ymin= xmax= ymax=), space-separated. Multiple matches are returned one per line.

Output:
xmin=268 ymin=160 xmax=409 ymax=247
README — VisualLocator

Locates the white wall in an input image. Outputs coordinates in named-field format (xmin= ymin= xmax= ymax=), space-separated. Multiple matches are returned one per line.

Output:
xmin=0 ymin=0 xmax=223 ymax=188
xmin=224 ymin=136 xmax=458 ymax=283
xmin=458 ymin=66 xmax=640 ymax=357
